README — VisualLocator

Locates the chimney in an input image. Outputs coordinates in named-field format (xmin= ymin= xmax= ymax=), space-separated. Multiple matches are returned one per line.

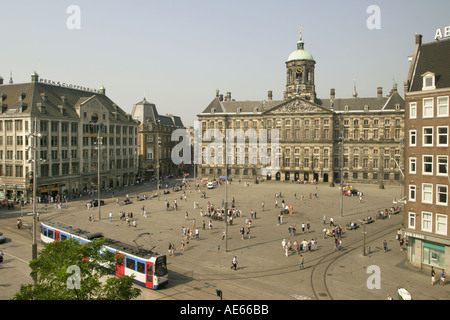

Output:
xmin=0 ymin=76 xmax=3 ymax=85
xmin=415 ymin=34 xmax=422 ymax=46
xmin=330 ymin=88 xmax=335 ymax=100
xmin=377 ymin=87 xmax=383 ymax=98
xmin=31 ymin=72 xmax=39 ymax=83
xmin=112 ymin=103 xmax=119 ymax=120
xmin=219 ymin=94 xmax=224 ymax=102
xmin=268 ymin=90 xmax=273 ymax=100
xmin=225 ymin=92 xmax=231 ymax=101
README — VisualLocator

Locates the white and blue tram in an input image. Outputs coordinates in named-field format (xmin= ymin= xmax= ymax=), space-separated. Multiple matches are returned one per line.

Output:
xmin=40 ymin=220 xmax=168 ymax=289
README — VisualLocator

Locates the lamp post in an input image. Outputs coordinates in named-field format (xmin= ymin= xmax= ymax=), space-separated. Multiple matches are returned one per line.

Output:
xmin=27 ymin=119 xmax=42 ymax=288
xmin=157 ymin=136 xmax=161 ymax=200
xmin=94 ymin=126 xmax=104 ymax=221
xmin=339 ymin=136 xmax=344 ymax=218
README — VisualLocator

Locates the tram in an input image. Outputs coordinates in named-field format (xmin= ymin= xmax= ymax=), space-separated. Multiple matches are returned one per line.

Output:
xmin=40 ymin=220 xmax=168 ymax=289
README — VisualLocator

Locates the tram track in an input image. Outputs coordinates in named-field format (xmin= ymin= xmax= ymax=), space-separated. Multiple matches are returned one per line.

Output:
xmin=141 ymin=220 xmax=402 ymax=301
xmin=309 ymin=222 xmax=402 ymax=300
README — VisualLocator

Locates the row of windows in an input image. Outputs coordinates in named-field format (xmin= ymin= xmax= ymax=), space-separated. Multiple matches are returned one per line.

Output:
xmin=409 ymin=183 xmax=448 ymax=206
xmin=204 ymin=117 xmax=402 ymax=129
xmin=125 ymin=257 xmax=146 ymax=274
xmin=409 ymin=126 xmax=448 ymax=147
xmin=409 ymin=96 xmax=449 ymax=119
xmin=408 ymin=155 xmax=448 ymax=176
xmin=407 ymin=211 xmax=447 ymax=236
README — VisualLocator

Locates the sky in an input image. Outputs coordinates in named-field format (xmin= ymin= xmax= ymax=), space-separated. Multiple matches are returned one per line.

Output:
xmin=1 ymin=0 xmax=449 ymax=126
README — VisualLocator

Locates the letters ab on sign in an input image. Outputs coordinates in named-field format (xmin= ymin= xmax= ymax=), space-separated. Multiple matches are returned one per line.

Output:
xmin=434 ymin=26 xmax=450 ymax=40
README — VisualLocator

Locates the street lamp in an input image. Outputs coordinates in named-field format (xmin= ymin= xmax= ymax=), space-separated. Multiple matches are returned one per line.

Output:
xmin=157 ymin=135 xmax=161 ymax=200
xmin=94 ymin=125 xmax=104 ymax=221
xmin=26 ymin=119 xmax=42 ymax=288
xmin=338 ymin=136 xmax=344 ymax=218
xmin=224 ymin=116 xmax=229 ymax=252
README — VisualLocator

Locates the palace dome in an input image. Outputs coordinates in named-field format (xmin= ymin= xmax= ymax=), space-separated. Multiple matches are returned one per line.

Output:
xmin=287 ymin=40 xmax=314 ymax=62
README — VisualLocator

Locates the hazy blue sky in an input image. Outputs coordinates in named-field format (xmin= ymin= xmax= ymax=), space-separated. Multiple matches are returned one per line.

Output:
xmin=1 ymin=0 xmax=449 ymax=126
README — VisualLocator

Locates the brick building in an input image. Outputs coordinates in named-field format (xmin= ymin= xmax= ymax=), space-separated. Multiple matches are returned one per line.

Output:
xmin=402 ymin=34 xmax=450 ymax=270
xmin=131 ymin=98 xmax=184 ymax=181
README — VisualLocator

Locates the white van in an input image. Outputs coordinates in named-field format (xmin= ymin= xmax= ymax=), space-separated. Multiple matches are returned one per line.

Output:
xmin=207 ymin=182 xmax=216 ymax=189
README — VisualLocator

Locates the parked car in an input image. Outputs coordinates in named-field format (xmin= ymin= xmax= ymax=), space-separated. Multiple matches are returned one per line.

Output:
xmin=92 ymin=199 xmax=105 ymax=207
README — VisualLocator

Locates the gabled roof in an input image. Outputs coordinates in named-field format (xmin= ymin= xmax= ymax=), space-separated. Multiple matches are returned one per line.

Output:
xmin=408 ymin=37 xmax=450 ymax=92
xmin=199 ymin=97 xmax=283 ymax=115
xmin=318 ymin=90 xmax=404 ymax=112
xmin=0 ymin=80 xmax=136 ymax=123
xmin=263 ymin=96 xmax=333 ymax=115
xmin=132 ymin=98 xmax=184 ymax=128
xmin=199 ymin=90 xmax=404 ymax=117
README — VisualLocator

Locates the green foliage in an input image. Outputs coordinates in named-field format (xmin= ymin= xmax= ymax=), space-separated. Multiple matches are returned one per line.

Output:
xmin=13 ymin=237 xmax=141 ymax=300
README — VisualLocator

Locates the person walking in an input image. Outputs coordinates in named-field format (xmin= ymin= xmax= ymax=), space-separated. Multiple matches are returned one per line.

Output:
xmin=0 ymin=249 xmax=4 ymax=269
xmin=383 ymin=240 xmax=388 ymax=253
xmin=109 ymin=211 xmax=113 ymax=222
xmin=440 ymin=269 xmax=446 ymax=286
xmin=231 ymin=256 xmax=238 ymax=270
xmin=299 ymin=254 xmax=304 ymax=270
xmin=431 ymin=267 xmax=436 ymax=286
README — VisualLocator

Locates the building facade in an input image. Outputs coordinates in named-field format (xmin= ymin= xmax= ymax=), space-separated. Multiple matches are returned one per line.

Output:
xmin=402 ymin=34 xmax=450 ymax=270
xmin=131 ymin=98 xmax=184 ymax=181
xmin=0 ymin=72 xmax=139 ymax=200
xmin=197 ymin=32 xmax=405 ymax=185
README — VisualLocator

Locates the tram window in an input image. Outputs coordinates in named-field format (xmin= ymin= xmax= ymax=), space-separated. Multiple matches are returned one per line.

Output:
xmin=42 ymin=227 xmax=47 ymax=236
xmin=48 ymin=230 xmax=53 ymax=239
xmin=137 ymin=261 xmax=145 ymax=274
xmin=61 ymin=234 xmax=68 ymax=241
xmin=126 ymin=258 xmax=136 ymax=270
xmin=154 ymin=256 xmax=167 ymax=276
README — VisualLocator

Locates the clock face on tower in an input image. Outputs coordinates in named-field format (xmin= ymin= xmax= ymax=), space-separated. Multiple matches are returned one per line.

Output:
xmin=296 ymin=67 xmax=302 ymax=74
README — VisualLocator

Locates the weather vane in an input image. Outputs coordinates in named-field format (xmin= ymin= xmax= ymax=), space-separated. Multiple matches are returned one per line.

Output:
xmin=299 ymin=25 xmax=303 ymax=41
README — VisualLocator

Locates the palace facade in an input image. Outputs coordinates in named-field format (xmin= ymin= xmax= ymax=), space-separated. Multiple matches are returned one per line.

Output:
xmin=197 ymin=32 xmax=405 ymax=185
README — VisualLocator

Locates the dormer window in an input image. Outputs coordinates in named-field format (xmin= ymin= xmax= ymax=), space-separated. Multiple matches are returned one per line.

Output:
xmin=422 ymin=72 xmax=436 ymax=90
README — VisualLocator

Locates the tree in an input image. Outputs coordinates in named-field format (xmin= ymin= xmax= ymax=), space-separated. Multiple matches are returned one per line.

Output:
xmin=13 ymin=237 xmax=141 ymax=300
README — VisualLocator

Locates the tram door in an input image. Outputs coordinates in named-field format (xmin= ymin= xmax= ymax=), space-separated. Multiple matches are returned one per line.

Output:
xmin=116 ymin=253 xmax=125 ymax=276
xmin=54 ymin=231 xmax=60 ymax=242
xmin=145 ymin=262 xmax=153 ymax=288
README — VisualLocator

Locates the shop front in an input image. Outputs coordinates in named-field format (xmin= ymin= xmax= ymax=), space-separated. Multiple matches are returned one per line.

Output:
xmin=403 ymin=231 xmax=449 ymax=270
